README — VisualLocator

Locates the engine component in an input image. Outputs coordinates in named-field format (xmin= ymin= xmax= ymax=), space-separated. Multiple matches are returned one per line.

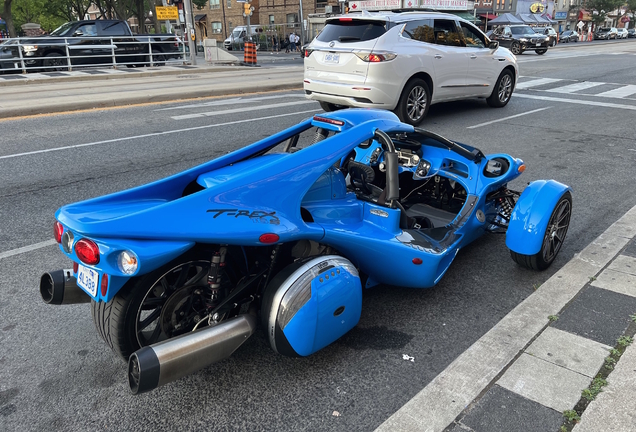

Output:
xmin=396 ymin=150 xmax=420 ymax=167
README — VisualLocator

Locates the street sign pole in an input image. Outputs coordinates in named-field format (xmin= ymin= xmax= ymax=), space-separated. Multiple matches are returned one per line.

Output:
xmin=161 ymin=0 xmax=173 ymax=34
xmin=183 ymin=0 xmax=198 ymax=65
xmin=246 ymin=1 xmax=252 ymax=42
xmin=299 ymin=0 xmax=304 ymax=45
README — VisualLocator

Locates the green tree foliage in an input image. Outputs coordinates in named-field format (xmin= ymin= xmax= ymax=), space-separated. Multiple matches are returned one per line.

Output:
xmin=625 ymin=0 xmax=636 ymax=28
xmin=585 ymin=0 xmax=624 ymax=27
xmin=192 ymin=0 xmax=208 ymax=9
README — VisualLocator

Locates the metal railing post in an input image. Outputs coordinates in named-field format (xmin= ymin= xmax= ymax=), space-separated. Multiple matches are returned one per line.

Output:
xmin=65 ymin=38 xmax=72 ymax=71
xmin=111 ymin=37 xmax=117 ymax=69
xmin=148 ymin=39 xmax=153 ymax=66
xmin=17 ymin=39 xmax=27 ymax=74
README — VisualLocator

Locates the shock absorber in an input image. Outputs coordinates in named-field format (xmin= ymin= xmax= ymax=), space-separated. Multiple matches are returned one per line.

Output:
xmin=207 ymin=247 xmax=227 ymax=303
xmin=499 ymin=197 xmax=514 ymax=220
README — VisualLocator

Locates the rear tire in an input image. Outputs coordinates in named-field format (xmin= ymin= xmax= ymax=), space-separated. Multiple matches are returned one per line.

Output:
xmin=394 ymin=78 xmax=430 ymax=126
xmin=91 ymin=253 xmax=214 ymax=360
xmin=510 ymin=192 xmax=572 ymax=271
xmin=319 ymin=101 xmax=343 ymax=112
xmin=487 ymin=70 xmax=514 ymax=108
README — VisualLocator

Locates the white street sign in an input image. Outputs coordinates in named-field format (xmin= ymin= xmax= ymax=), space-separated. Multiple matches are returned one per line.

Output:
xmin=349 ymin=0 xmax=401 ymax=11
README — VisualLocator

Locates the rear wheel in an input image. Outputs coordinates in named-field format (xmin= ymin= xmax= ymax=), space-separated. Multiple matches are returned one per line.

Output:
xmin=395 ymin=78 xmax=430 ymax=126
xmin=487 ymin=70 xmax=514 ymax=108
xmin=150 ymin=50 xmax=166 ymax=67
xmin=319 ymin=101 xmax=343 ymax=112
xmin=91 ymin=253 xmax=220 ymax=360
xmin=510 ymin=192 xmax=572 ymax=271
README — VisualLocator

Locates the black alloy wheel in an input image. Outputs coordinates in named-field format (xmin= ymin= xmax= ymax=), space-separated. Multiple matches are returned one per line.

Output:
xmin=535 ymin=49 xmax=548 ymax=55
xmin=395 ymin=78 xmax=430 ymax=126
xmin=510 ymin=41 xmax=521 ymax=55
xmin=510 ymin=192 xmax=572 ymax=271
xmin=42 ymin=52 xmax=67 ymax=72
xmin=486 ymin=70 xmax=514 ymax=108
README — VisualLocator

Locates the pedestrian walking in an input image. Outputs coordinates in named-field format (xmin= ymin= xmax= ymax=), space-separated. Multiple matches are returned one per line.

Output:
xmin=289 ymin=32 xmax=296 ymax=53
xmin=295 ymin=33 xmax=301 ymax=51
xmin=272 ymin=35 xmax=278 ymax=52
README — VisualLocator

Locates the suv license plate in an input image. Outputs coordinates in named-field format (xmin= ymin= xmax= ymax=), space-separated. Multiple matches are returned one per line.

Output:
xmin=536 ymin=42 xmax=541 ymax=46
xmin=77 ymin=264 xmax=99 ymax=297
xmin=324 ymin=53 xmax=340 ymax=64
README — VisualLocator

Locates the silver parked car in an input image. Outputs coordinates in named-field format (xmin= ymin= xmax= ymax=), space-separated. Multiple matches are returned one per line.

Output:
xmin=303 ymin=11 xmax=519 ymax=125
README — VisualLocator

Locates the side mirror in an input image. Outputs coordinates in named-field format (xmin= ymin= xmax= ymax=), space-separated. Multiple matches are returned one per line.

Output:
xmin=73 ymin=30 xmax=84 ymax=37
xmin=488 ymin=41 xmax=499 ymax=50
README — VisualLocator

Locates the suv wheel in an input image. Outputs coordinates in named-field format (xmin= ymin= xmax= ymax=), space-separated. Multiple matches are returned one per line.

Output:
xmin=487 ymin=70 xmax=514 ymax=108
xmin=535 ymin=49 xmax=548 ymax=55
xmin=395 ymin=78 xmax=430 ymax=126
xmin=319 ymin=101 xmax=343 ymax=112
xmin=510 ymin=42 xmax=521 ymax=55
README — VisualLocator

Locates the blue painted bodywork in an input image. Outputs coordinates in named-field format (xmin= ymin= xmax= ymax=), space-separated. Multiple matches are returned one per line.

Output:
xmin=52 ymin=108 xmax=570 ymax=303
xmin=506 ymin=180 xmax=571 ymax=255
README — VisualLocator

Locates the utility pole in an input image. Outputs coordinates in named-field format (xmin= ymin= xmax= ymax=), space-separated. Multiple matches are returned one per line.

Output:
xmin=183 ymin=0 xmax=198 ymax=64
xmin=299 ymin=0 xmax=304 ymax=45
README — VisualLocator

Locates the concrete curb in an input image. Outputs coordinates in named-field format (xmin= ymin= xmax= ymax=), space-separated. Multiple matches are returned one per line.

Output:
xmin=376 ymin=204 xmax=636 ymax=432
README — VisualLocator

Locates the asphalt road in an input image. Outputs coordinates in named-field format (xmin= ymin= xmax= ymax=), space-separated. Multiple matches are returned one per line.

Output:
xmin=1 ymin=42 xmax=636 ymax=431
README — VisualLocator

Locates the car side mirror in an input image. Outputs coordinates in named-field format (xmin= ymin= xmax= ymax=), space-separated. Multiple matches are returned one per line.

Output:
xmin=488 ymin=41 xmax=499 ymax=50
xmin=73 ymin=30 xmax=84 ymax=37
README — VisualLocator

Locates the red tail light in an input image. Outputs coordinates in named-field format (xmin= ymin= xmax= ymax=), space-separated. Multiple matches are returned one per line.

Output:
xmin=259 ymin=233 xmax=280 ymax=244
xmin=101 ymin=274 xmax=109 ymax=297
xmin=304 ymin=48 xmax=313 ymax=58
xmin=313 ymin=115 xmax=345 ymax=126
xmin=73 ymin=262 xmax=78 ymax=273
xmin=54 ymin=221 xmax=64 ymax=243
xmin=75 ymin=238 xmax=100 ymax=265
xmin=354 ymin=51 xmax=397 ymax=62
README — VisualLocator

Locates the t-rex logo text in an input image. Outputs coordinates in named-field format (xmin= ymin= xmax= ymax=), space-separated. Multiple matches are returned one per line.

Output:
xmin=207 ymin=209 xmax=280 ymax=225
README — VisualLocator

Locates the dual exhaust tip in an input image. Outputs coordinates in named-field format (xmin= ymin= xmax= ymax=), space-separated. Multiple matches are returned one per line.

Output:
xmin=40 ymin=268 xmax=257 ymax=394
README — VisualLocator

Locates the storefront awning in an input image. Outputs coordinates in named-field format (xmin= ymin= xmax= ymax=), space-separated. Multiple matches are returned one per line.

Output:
xmin=194 ymin=14 xmax=207 ymax=23
xmin=451 ymin=11 xmax=480 ymax=24
xmin=480 ymin=13 xmax=498 ymax=20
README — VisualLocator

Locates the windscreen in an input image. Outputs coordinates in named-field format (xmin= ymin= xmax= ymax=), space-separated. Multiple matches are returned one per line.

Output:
xmin=50 ymin=22 xmax=75 ymax=36
xmin=317 ymin=20 xmax=387 ymax=43
xmin=510 ymin=26 xmax=535 ymax=35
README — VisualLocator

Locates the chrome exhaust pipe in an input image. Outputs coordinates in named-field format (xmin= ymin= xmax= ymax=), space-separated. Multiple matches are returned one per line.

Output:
xmin=128 ymin=314 xmax=257 ymax=394
xmin=40 ymin=269 xmax=90 ymax=305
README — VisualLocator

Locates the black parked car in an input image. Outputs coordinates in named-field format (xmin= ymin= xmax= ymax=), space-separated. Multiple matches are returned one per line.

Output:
xmin=489 ymin=25 xmax=550 ymax=55
xmin=534 ymin=26 xmax=558 ymax=47
xmin=628 ymin=29 xmax=636 ymax=38
xmin=559 ymin=30 xmax=579 ymax=43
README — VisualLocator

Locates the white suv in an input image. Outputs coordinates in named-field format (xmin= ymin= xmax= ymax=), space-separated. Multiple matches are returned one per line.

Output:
xmin=303 ymin=11 xmax=518 ymax=125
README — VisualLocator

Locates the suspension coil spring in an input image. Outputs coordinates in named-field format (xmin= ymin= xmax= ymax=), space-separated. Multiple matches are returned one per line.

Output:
xmin=500 ymin=197 xmax=514 ymax=220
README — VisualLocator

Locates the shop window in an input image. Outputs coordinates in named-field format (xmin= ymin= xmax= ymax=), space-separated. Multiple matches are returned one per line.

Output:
xmin=210 ymin=0 xmax=220 ymax=9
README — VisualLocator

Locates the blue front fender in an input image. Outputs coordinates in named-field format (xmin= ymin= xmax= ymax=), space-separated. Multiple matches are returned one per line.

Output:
xmin=506 ymin=180 xmax=572 ymax=255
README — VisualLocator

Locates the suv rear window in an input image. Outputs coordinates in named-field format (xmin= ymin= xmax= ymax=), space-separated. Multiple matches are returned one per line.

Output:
xmin=317 ymin=20 xmax=387 ymax=43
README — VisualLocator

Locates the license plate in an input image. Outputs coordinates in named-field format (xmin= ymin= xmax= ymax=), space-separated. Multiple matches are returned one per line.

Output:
xmin=77 ymin=264 xmax=99 ymax=297
xmin=324 ymin=53 xmax=340 ymax=64
xmin=14 ymin=62 xmax=18 ymax=68
xmin=536 ymin=42 xmax=541 ymax=46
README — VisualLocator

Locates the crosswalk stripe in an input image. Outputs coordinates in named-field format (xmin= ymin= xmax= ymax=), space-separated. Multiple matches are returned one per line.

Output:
xmin=544 ymin=81 xmax=605 ymax=94
xmin=515 ymin=78 xmax=563 ymax=90
xmin=594 ymin=85 xmax=636 ymax=99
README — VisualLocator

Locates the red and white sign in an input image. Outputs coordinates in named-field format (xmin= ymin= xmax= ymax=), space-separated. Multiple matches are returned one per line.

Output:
xmin=419 ymin=0 xmax=469 ymax=10
xmin=349 ymin=0 xmax=401 ymax=11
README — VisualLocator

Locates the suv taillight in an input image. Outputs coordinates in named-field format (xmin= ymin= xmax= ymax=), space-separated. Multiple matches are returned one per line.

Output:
xmin=304 ymin=48 xmax=313 ymax=58
xmin=354 ymin=51 xmax=397 ymax=62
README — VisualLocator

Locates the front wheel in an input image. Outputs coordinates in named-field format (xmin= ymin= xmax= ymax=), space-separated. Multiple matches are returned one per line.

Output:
xmin=91 ymin=255 xmax=218 ymax=360
xmin=535 ymin=49 xmax=548 ymax=55
xmin=510 ymin=192 xmax=572 ymax=271
xmin=42 ymin=52 xmax=67 ymax=72
xmin=510 ymin=42 xmax=521 ymax=55
xmin=394 ymin=78 xmax=430 ymax=126
xmin=487 ymin=70 xmax=514 ymax=108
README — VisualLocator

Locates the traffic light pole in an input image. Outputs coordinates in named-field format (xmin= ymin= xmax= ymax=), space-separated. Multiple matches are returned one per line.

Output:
xmin=183 ymin=0 xmax=197 ymax=65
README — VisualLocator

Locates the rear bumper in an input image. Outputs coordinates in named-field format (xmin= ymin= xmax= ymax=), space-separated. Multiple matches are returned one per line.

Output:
xmin=303 ymin=79 xmax=397 ymax=109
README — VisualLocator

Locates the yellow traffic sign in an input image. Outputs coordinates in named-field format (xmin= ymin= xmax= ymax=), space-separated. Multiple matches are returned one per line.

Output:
xmin=155 ymin=6 xmax=179 ymax=20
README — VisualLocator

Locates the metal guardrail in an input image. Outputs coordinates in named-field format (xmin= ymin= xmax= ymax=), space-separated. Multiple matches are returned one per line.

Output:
xmin=0 ymin=36 xmax=188 ymax=74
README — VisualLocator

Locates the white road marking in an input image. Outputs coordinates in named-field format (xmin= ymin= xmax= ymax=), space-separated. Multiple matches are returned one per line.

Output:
xmin=515 ymin=78 xmax=563 ymax=90
xmin=513 ymin=93 xmax=636 ymax=110
xmin=466 ymin=107 xmax=551 ymax=129
xmin=171 ymin=100 xmax=315 ymax=120
xmin=544 ymin=81 xmax=605 ymax=94
xmin=594 ymin=84 xmax=636 ymax=99
xmin=154 ymin=93 xmax=305 ymax=111
xmin=0 ymin=108 xmax=320 ymax=161
xmin=0 ymin=239 xmax=57 ymax=261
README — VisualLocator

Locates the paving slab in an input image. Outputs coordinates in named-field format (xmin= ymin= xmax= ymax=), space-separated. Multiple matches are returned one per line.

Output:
xmin=553 ymin=286 xmax=636 ymax=346
xmin=576 ymin=232 xmax=631 ymax=268
xmin=591 ymin=268 xmax=636 ymax=298
xmin=497 ymin=353 xmax=591 ymax=412
xmin=459 ymin=385 xmax=563 ymax=432
xmin=623 ymin=239 xmax=636 ymax=258
xmin=525 ymin=327 xmax=611 ymax=378
xmin=607 ymin=254 xmax=636 ymax=275
xmin=573 ymin=342 xmax=636 ymax=432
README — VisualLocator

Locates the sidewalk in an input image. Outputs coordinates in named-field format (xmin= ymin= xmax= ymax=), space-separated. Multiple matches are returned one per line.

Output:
xmin=377 ymin=204 xmax=636 ymax=432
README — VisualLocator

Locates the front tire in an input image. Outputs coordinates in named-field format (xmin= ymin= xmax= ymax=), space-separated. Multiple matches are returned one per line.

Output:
xmin=42 ymin=52 xmax=67 ymax=72
xmin=91 ymin=254 xmax=215 ymax=360
xmin=394 ymin=78 xmax=430 ymax=126
xmin=487 ymin=70 xmax=514 ymax=108
xmin=510 ymin=192 xmax=572 ymax=271
xmin=510 ymin=42 xmax=521 ymax=55
xmin=535 ymin=49 xmax=548 ymax=55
